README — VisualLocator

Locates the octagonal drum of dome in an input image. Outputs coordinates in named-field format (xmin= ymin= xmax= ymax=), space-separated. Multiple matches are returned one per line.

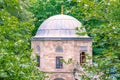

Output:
xmin=33 ymin=14 xmax=91 ymax=40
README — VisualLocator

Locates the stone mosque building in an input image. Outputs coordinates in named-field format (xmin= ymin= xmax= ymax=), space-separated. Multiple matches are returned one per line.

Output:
xmin=31 ymin=14 xmax=92 ymax=80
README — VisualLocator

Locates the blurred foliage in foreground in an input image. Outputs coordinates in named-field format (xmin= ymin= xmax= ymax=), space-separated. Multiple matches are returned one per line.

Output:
xmin=0 ymin=0 xmax=45 ymax=80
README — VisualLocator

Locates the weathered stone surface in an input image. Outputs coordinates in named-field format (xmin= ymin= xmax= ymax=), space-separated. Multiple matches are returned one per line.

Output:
xmin=31 ymin=40 xmax=92 ymax=80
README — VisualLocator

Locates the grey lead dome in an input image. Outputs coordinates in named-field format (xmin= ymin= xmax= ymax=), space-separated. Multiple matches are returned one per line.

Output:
xmin=34 ymin=14 xmax=90 ymax=40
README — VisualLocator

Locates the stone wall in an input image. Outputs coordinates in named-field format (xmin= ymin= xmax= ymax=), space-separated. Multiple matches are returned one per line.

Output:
xmin=46 ymin=72 xmax=74 ymax=80
xmin=31 ymin=40 xmax=92 ymax=80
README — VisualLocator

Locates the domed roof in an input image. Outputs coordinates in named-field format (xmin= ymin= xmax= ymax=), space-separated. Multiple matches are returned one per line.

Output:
xmin=39 ymin=14 xmax=82 ymax=30
xmin=33 ymin=14 xmax=91 ymax=40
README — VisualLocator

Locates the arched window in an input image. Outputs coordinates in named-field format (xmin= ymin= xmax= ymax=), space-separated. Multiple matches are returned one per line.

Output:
xmin=36 ymin=45 xmax=40 ymax=55
xmin=36 ymin=45 xmax=40 ymax=67
xmin=55 ymin=46 xmax=63 ymax=52
xmin=80 ymin=52 xmax=86 ymax=64
xmin=54 ymin=78 xmax=64 ymax=80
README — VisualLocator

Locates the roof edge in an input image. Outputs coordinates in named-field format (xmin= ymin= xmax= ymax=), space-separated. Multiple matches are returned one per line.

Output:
xmin=31 ymin=37 xmax=92 ymax=41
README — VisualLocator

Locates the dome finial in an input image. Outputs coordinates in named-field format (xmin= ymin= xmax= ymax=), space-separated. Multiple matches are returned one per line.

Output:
xmin=61 ymin=5 xmax=64 ymax=14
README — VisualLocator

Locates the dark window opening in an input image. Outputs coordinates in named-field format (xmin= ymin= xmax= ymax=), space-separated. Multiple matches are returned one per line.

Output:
xmin=80 ymin=52 xmax=86 ymax=64
xmin=56 ymin=57 xmax=63 ymax=69
xmin=37 ymin=56 xmax=40 ymax=67
xmin=36 ymin=45 xmax=40 ymax=67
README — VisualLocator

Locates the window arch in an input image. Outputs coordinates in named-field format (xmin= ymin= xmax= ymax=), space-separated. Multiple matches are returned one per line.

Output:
xmin=54 ymin=78 xmax=64 ymax=80
xmin=55 ymin=46 xmax=63 ymax=52
xmin=36 ymin=45 xmax=40 ymax=54
xmin=80 ymin=52 xmax=86 ymax=64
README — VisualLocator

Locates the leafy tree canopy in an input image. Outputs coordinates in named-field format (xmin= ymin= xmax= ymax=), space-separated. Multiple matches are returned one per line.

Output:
xmin=0 ymin=0 xmax=45 ymax=80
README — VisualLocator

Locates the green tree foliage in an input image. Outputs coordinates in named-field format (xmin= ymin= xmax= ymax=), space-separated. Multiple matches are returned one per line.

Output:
xmin=72 ymin=0 xmax=120 ymax=55
xmin=76 ymin=54 xmax=120 ymax=80
xmin=0 ymin=0 xmax=45 ymax=80
xmin=72 ymin=0 xmax=120 ymax=79
xmin=2 ymin=0 xmax=34 ymax=21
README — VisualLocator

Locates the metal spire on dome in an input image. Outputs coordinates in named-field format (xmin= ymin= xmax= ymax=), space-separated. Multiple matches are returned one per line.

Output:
xmin=61 ymin=5 xmax=64 ymax=14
